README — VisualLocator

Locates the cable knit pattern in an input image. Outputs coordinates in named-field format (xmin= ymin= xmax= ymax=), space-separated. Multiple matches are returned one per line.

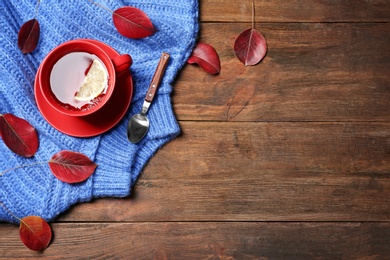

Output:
xmin=0 ymin=0 xmax=198 ymax=223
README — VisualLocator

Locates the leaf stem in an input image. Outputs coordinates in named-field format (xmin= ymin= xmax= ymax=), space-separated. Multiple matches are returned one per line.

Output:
xmin=0 ymin=162 xmax=47 ymax=177
xmin=88 ymin=0 xmax=114 ymax=14
xmin=0 ymin=201 xmax=21 ymax=222
xmin=34 ymin=0 xmax=41 ymax=18
xmin=252 ymin=1 xmax=255 ymax=29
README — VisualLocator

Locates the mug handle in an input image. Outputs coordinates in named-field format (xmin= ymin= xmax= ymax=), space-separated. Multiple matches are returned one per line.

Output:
xmin=112 ymin=54 xmax=132 ymax=74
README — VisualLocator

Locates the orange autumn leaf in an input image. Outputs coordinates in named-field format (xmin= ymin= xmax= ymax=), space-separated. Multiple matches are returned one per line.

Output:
xmin=19 ymin=216 xmax=52 ymax=251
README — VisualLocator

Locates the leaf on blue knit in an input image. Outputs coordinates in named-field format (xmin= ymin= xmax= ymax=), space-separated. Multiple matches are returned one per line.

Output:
xmin=113 ymin=6 xmax=156 ymax=39
xmin=18 ymin=19 xmax=40 ymax=54
xmin=0 ymin=114 xmax=39 ymax=158
xmin=20 ymin=216 xmax=52 ymax=251
xmin=187 ymin=42 xmax=221 ymax=75
xmin=48 ymin=150 xmax=97 ymax=183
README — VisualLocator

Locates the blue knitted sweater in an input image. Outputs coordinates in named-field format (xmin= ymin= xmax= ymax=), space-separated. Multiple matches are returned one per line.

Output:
xmin=0 ymin=0 xmax=198 ymax=223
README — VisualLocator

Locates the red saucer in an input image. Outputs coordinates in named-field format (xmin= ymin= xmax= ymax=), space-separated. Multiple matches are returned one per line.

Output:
xmin=34 ymin=40 xmax=133 ymax=137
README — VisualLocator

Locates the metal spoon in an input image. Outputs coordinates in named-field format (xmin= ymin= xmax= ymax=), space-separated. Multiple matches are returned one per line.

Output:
xmin=127 ymin=52 xmax=170 ymax=143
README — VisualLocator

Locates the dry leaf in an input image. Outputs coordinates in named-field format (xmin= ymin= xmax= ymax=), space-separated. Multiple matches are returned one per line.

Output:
xmin=0 ymin=114 xmax=39 ymax=158
xmin=20 ymin=216 xmax=52 ymax=251
xmin=48 ymin=150 xmax=97 ymax=183
xmin=187 ymin=42 xmax=221 ymax=75
xmin=113 ymin=6 xmax=155 ymax=39
xmin=234 ymin=2 xmax=267 ymax=66
xmin=18 ymin=19 xmax=40 ymax=54
xmin=234 ymin=28 xmax=267 ymax=66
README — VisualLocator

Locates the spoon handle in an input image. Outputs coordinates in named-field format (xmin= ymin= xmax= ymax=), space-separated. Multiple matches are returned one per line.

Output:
xmin=145 ymin=52 xmax=170 ymax=103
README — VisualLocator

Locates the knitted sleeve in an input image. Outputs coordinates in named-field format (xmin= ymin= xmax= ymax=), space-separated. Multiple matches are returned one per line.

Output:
xmin=0 ymin=0 xmax=198 ymax=223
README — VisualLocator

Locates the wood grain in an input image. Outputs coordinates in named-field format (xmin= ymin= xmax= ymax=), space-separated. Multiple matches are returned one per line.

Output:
xmin=200 ymin=0 xmax=390 ymax=22
xmin=1 ymin=222 xmax=389 ymax=259
xmin=174 ymin=23 xmax=390 ymax=121
xmin=57 ymin=122 xmax=390 ymax=222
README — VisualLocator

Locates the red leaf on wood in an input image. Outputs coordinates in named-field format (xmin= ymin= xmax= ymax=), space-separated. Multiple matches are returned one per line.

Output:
xmin=0 ymin=114 xmax=39 ymax=157
xmin=18 ymin=19 xmax=40 ymax=54
xmin=19 ymin=216 xmax=52 ymax=251
xmin=234 ymin=28 xmax=267 ymax=66
xmin=187 ymin=42 xmax=221 ymax=75
xmin=48 ymin=150 xmax=97 ymax=183
xmin=113 ymin=6 xmax=155 ymax=39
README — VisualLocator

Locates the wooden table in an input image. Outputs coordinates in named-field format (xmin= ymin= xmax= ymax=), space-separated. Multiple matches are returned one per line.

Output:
xmin=1 ymin=0 xmax=389 ymax=258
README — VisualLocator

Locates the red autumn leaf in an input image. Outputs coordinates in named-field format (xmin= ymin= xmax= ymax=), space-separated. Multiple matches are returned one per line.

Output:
xmin=187 ymin=42 xmax=221 ymax=75
xmin=113 ymin=6 xmax=155 ymax=39
xmin=18 ymin=19 xmax=40 ymax=54
xmin=234 ymin=28 xmax=267 ymax=66
xmin=0 ymin=114 xmax=39 ymax=158
xmin=48 ymin=150 xmax=97 ymax=183
xmin=20 ymin=216 xmax=52 ymax=251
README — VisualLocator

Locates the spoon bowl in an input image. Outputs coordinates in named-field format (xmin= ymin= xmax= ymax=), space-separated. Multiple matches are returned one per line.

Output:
xmin=127 ymin=107 xmax=150 ymax=143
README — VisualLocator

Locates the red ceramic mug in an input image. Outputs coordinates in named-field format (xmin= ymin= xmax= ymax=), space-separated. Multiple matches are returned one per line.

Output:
xmin=37 ymin=39 xmax=132 ymax=117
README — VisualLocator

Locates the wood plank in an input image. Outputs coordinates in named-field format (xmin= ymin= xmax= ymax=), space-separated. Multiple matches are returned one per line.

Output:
xmin=1 ymin=222 xmax=389 ymax=259
xmin=200 ymin=0 xmax=390 ymax=22
xmin=56 ymin=122 xmax=390 ymax=222
xmin=174 ymin=23 xmax=390 ymax=121
xmin=1 ymin=0 xmax=389 ymax=259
